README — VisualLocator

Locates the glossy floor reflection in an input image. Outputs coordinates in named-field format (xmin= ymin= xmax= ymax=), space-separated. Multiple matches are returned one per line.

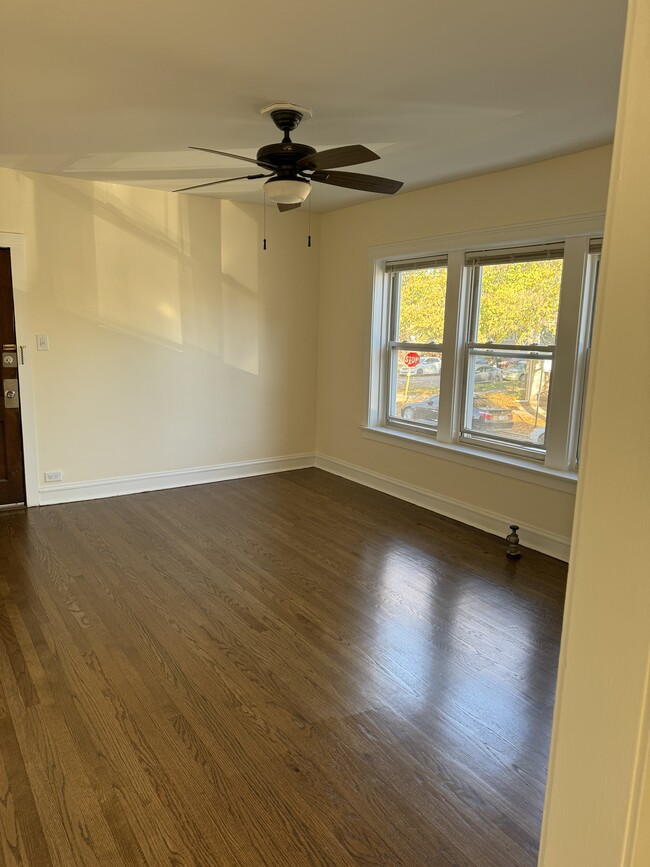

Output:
xmin=0 ymin=469 xmax=566 ymax=866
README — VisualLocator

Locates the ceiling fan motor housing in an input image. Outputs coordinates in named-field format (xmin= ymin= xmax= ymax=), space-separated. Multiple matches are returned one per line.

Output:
xmin=256 ymin=141 xmax=316 ymax=177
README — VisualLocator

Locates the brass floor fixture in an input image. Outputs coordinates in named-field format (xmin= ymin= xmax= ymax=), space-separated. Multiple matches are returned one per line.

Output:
xmin=0 ymin=469 xmax=566 ymax=866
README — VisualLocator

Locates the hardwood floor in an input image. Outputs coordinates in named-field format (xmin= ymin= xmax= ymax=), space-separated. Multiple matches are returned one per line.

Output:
xmin=0 ymin=469 xmax=566 ymax=866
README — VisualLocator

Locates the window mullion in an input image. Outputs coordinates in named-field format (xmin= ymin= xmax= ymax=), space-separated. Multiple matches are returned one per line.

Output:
xmin=436 ymin=250 xmax=465 ymax=443
xmin=368 ymin=263 xmax=393 ymax=429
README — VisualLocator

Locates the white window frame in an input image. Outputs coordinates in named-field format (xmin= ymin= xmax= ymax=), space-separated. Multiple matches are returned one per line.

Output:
xmin=384 ymin=255 xmax=448 ymax=430
xmin=366 ymin=214 xmax=604 ymax=488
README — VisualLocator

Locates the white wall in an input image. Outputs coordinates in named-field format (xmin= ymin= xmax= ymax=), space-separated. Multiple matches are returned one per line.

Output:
xmin=316 ymin=147 xmax=612 ymax=554
xmin=539 ymin=1 xmax=650 ymax=863
xmin=0 ymin=171 xmax=320 ymax=498
xmin=0 ymin=149 xmax=615 ymax=548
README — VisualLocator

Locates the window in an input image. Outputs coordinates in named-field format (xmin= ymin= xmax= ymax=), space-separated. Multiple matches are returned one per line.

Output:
xmin=463 ymin=246 xmax=563 ymax=449
xmin=369 ymin=220 xmax=603 ymax=477
xmin=386 ymin=257 xmax=447 ymax=429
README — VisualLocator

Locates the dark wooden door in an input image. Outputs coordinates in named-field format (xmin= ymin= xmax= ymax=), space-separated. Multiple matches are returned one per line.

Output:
xmin=0 ymin=249 xmax=25 ymax=505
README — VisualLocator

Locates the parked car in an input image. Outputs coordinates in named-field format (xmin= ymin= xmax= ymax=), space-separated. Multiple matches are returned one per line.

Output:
xmin=399 ymin=356 xmax=441 ymax=376
xmin=473 ymin=363 xmax=502 ymax=382
xmin=401 ymin=394 xmax=514 ymax=432
xmin=470 ymin=397 xmax=514 ymax=431
xmin=502 ymin=361 xmax=528 ymax=382
xmin=400 ymin=394 xmax=440 ymax=424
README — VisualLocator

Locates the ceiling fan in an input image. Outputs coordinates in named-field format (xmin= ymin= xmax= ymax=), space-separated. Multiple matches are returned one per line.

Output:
xmin=174 ymin=103 xmax=404 ymax=210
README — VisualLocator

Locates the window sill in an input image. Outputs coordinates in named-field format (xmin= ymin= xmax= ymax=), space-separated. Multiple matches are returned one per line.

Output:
xmin=361 ymin=425 xmax=577 ymax=493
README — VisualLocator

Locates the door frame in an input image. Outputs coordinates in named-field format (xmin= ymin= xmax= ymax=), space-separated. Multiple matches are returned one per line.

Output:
xmin=0 ymin=233 xmax=39 ymax=506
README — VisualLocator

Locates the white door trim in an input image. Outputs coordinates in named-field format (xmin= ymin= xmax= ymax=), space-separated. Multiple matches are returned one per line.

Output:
xmin=0 ymin=233 xmax=39 ymax=506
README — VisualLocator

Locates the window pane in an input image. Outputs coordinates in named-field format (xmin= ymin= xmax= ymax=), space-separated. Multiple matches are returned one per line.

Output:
xmin=464 ymin=355 xmax=551 ymax=445
xmin=476 ymin=258 xmax=563 ymax=345
xmin=391 ymin=351 xmax=442 ymax=427
xmin=396 ymin=266 xmax=447 ymax=343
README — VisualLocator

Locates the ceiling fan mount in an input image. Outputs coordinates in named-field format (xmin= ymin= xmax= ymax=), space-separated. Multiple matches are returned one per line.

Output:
xmin=256 ymin=104 xmax=316 ymax=177
xmin=174 ymin=103 xmax=404 ymax=208
xmin=267 ymin=106 xmax=306 ymax=136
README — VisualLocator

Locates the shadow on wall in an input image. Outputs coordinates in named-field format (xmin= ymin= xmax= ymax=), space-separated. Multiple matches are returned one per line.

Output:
xmin=27 ymin=174 xmax=261 ymax=373
xmin=20 ymin=171 xmax=318 ymax=475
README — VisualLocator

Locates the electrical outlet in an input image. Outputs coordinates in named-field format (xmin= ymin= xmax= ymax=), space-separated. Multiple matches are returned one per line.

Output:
xmin=44 ymin=470 xmax=63 ymax=482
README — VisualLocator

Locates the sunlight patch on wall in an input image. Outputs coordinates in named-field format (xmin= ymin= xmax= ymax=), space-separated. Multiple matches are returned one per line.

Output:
xmin=93 ymin=183 xmax=183 ymax=345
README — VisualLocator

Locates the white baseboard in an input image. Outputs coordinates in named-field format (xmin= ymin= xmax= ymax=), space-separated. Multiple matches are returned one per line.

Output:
xmin=38 ymin=454 xmax=315 ymax=506
xmin=315 ymin=453 xmax=571 ymax=562
xmin=37 ymin=450 xmax=571 ymax=561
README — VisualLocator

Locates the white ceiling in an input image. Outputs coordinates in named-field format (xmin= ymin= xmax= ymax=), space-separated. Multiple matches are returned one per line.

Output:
xmin=2 ymin=0 xmax=627 ymax=212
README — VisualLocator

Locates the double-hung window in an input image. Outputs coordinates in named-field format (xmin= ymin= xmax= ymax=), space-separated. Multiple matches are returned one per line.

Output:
xmin=369 ymin=220 xmax=603 ymax=478
xmin=462 ymin=245 xmax=563 ymax=450
xmin=385 ymin=257 xmax=447 ymax=430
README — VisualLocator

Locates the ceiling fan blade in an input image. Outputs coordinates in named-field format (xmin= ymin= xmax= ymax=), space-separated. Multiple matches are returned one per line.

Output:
xmin=277 ymin=202 xmax=302 ymax=212
xmin=173 ymin=174 xmax=269 ymax=193
xmin=188 ymin=146 xmax=275 ymax=171
xmin=297 ymin=145 xmax=379 ymax=172
xmin=310 ymin=170 xmax=403 ymax=195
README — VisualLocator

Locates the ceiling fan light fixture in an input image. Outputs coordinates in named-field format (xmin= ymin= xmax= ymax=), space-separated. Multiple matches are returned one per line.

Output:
xmin=264 ymin=178 xmax=311 ymax=204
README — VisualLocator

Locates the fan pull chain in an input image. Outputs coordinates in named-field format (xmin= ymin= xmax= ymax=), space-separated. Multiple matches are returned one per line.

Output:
xmin=307 ymin=193 xmax=312 ymax=248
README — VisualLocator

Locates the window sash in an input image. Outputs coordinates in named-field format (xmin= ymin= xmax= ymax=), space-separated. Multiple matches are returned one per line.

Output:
xmin=386 ymin=347 xmax=444 ymax=429
xmin=387 ymin=263 xmax=448 ymax=427
xmin=389 ymin=341 xmax=444 ymax=351
xmin=461 ymin=248 xmax=563 ymax=455
xmin=466 ymin=253 xmax=564 ymax=350
xmin=459 ymin=427 xmax=546 ymax=455
xmin=467 ymin=343 xmax=555 ymax=355
xmin=389 ymin=267 xmax=448 ymax=345
xmin=460 ymin=348 xmax=554 ymax=454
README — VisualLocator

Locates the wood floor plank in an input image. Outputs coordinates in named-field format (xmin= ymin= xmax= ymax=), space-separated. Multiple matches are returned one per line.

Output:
xmin=26 ymin=511 xmax=402 ymax=864
xmin=0 ymin=469 xmax=567 ymax=865
xmin=0 ymin=688 xmax=54 ymax=866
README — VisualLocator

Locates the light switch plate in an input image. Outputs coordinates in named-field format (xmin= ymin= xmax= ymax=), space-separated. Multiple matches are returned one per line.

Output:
xmin=36 ymin=334 xmax=49 ymax=351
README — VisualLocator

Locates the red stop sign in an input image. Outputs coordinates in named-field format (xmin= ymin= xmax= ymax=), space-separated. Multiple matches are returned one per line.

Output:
xmin=404 ymin=351 xmax=421 ymax=368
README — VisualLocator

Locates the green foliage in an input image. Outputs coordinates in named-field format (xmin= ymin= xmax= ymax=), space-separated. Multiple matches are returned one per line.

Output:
xmin=477 ymin=260 xmax=562 ymax=344
xmin=397 ymin=268 xmax=447 ymax=343
xmin=397 ymin=259 xmax=562 ymax=346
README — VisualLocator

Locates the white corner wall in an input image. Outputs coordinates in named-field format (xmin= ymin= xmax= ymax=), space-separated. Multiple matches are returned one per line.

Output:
xmin=0 ymin=171 xmax=320 ymax=501
xmin=539 ymin=1 xmax=650 ymax=863
xmin=316 ymin=147 xmax=613 ymax=557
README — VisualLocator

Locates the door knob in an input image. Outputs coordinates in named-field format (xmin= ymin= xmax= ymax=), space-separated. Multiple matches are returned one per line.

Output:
xmin=5 ymin=390 xmax=16 ymax=399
